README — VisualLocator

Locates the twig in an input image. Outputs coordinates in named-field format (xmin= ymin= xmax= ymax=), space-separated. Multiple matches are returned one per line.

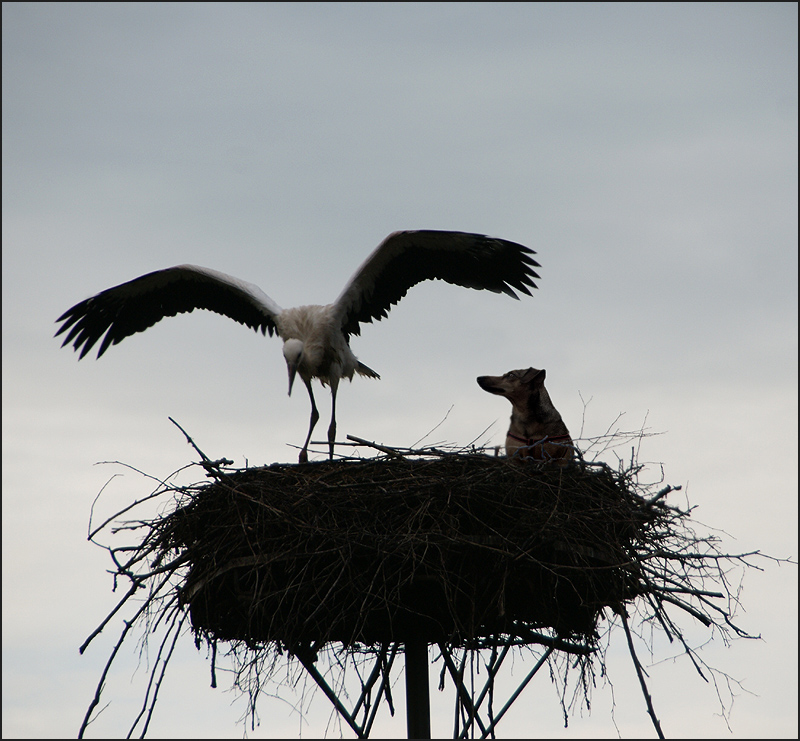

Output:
xmin=619 ymin=609 xmax=665 ymax=739
xmin=647 ymin=484 xmax=682 ymax=506
xmin=168 ymin=417 xmax=233 ymax=477
xmin=345 ymin=434 xmax=407 ymax=458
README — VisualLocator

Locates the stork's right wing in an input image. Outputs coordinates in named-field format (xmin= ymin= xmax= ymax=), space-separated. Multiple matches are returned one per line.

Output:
xmin=333 ymin=230 xmax=540 ymax=339
xmin=55 ymin=264 xmax=283 ymax=359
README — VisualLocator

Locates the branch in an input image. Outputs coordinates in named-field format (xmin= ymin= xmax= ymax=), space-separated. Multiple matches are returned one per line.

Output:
xmin=619 ymin=609 xmax=665 ymax=739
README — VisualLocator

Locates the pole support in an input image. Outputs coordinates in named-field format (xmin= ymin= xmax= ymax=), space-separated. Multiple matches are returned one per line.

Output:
xmin=405 ymin=639 xmax=431 ymax=739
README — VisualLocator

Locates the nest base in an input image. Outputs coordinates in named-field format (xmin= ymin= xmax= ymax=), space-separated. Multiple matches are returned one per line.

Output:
xmin=170 ymin=456 xmax=647 ymax=649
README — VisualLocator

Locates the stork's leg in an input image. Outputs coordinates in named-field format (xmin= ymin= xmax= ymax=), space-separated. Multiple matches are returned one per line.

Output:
xmin=327 ymin=378 xmax=339 ymax=460
xmin=299 ymin=378 xmax=319 ymax=464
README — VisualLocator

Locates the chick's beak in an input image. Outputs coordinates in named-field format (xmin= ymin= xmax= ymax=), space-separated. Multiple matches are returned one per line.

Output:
xmin=287 ymin=362 xmax=298 ymax=396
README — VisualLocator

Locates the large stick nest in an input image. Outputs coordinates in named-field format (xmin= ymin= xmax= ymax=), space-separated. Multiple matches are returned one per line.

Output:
xmin=80 ymin=436 xmax=773 ymax=738
xmin=166 ymin=455 xmax=653 ymax=649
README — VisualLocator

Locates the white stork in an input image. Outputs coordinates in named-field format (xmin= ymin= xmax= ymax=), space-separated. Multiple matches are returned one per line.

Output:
xmin=56 ymin=230 xmax=540 ymax=462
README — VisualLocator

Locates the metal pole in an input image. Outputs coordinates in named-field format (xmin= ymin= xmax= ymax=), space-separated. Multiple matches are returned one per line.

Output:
xmin=295 ymin=651 xmax=366 ymax=739
xmin=480 ymin=645 xmax=555 ymax=738
xmin=405 ymin=639 xmax=431 ymax=739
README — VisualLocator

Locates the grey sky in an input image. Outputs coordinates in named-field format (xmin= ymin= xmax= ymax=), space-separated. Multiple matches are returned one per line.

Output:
xmin=3 ymin=3 xmax=797 ymax=738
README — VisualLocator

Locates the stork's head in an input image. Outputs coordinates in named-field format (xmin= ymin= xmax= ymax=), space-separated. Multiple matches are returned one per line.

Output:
xmin=282 ymin=339 xmax=304 ymax=396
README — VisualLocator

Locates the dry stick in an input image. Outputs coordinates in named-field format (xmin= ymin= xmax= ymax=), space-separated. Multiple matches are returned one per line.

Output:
xmin=451 ymin=650 xmax=465 ymax=738
xmin=438 ymin=647 xmax=464 ymax=736
xmin=210 ymin=638 xmax=218 ymax=689
xmin=620 ymin=609 xmax=665 ymax=739
xmin=658 ymin=593 xmax=713 ymax=627
xmin=351 ymin=645 xmax=388 ymax=723
xmin=140 ymin=613 xmax=187 ymax=739
xmin=79 ymin=567 xmax=176 ymax=655
xmin=644 ymin=592 xmax=676 ymax=643
xmin=79 ymin=614 xmax=140 ymax=738
xmin=129 ymin=608 xmax=186 ymax=738
xmin=78 ymin=573 xmax=178 ymax=735
xmin=474 ymin=643 xmax=511 ymax=715
xmin=346 ymin=434 xmax=407 ymax=459
xmin=438 ymin=644 xmax=490 ymax=737
xmin=647 ymin=484 xmax=682 ymax=506
xmin=88 ymin=476 xmax=174 ymax=541
xmin=364 ymin=645 xmax=399 ymax=737
xmin=458 ymin=643 xmax=512 ymax=740
xmin=124 ymin=553 xmax=191 ymax=583
xmin=79 ymin=581 xmax=141 ymax=655
xmin=487 ymin=645 xmax=497 ymax=739
xmin=510 ymin=624 xmax=595 ymax=656
xmin=168 ymin=417 xmax=233 ymax=475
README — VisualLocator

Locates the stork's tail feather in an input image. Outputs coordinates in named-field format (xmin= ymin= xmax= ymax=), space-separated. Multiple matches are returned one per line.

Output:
xmin=357 ymin=362 xmax=380 ymax=379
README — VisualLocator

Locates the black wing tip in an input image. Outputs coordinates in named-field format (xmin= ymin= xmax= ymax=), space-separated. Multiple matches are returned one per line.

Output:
xmin=55 ymin=304 xmax=103 ymax=359
xmin=56 ymin=334 xmax=91 ymax=360
xmin=54 ymin=304 xmax=80 ymax=333
xmin=502 ymin=283 xmax=535 ymax=300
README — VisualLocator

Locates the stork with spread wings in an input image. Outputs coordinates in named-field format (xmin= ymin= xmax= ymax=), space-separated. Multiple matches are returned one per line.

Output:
xmin=56 ymin=230 xmax=540 ymax=462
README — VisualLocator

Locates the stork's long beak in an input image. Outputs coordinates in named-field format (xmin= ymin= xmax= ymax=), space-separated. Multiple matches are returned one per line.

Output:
xmin=287 ymin=362 xmax=298 ymax=396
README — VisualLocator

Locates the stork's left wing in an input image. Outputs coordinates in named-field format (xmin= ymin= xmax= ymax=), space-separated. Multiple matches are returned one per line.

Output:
xmin=333 ymin=230 xmax=540 ymax=338
xmin=55 ymin=264 xmax=283 ymax=359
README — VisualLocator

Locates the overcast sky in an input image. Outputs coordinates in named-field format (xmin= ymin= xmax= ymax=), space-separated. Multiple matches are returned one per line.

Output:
xmin=3 ymin=3 xmax=797 ymax=738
